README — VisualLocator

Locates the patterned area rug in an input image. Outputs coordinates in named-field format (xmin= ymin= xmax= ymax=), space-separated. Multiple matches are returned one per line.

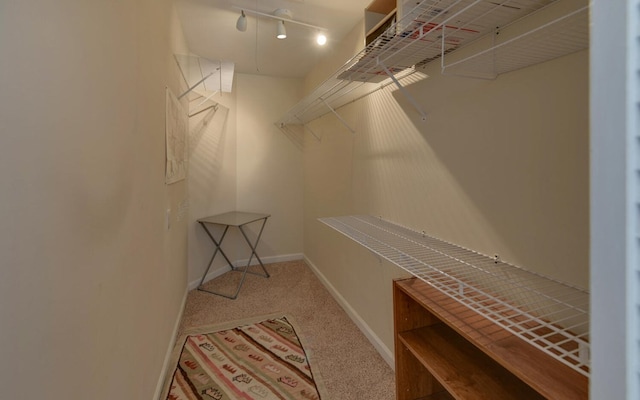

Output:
xmin=162 ymin=316 xmax=324 ymax=400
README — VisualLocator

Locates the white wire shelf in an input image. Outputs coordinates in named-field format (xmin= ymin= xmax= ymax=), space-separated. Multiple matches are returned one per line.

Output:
xmin=175 ymin=54 xmax=234 ymax=96
xmin=442 ymin=4 xmax=589 ymax=79
xmin=319 ymin=215 xmax=590 ymax=377
xmin=276 ymin=0 xmax=586 ymax=129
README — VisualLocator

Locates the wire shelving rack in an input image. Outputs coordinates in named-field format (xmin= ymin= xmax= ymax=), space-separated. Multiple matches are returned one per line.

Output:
xmin=319 ymin=214 xmax=590 ymax=377
xmin=276 ymin=0 xmax=588 ymax=131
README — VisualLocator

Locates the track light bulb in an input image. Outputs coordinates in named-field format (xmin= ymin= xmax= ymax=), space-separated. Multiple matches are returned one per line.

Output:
xmin=236 ymin=10 xmax=247 ymax=32
xmin=276 ymin=20 xmax=287 ymax=39
xmin=316 ymin=33 xmax=327 ymax=46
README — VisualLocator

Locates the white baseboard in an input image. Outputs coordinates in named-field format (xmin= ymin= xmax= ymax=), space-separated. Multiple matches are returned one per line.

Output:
xmin=188 ymin=265 xmax=232 ymax=291
xmin=303 ymin=255 xmax=394 ymax=369
xmin=234 ymin=252 xmax=304 ymax=268
xmin=153 ymin=287 xmax=188 ymax=400
xmin=187 ymin=253 xmax=304 ymax=291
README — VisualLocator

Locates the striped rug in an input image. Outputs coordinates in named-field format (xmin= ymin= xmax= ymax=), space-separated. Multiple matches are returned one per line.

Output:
xmin=162 ymin=316 xmax=323 ymax=400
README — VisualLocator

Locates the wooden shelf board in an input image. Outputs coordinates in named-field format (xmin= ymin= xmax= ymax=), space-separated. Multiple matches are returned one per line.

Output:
xmin=395 ymin=278 xmax=588 ymax=399
xmin=420 ymin=392 xmax=454 ymax=400
xmin=365 ymin=0 xmax=396 ymax=14
xmin=399 ymin=325 xmax=544 ymax=400
xmin=366 ymin=8 xmax=397 ymax=37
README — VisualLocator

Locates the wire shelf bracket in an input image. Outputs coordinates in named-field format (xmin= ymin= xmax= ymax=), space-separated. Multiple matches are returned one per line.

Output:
xmin=174 ymin=54 xmax=234 ymax=118
xmin=378 ymin=58 xmax=427 ymax=121
xmin=319 ymin=214 xmax=590 ymax=377
xmin=321 ymin=98 xmax=356 ymax=133
xmin=179 ymin=71 xmax=215 ymax=100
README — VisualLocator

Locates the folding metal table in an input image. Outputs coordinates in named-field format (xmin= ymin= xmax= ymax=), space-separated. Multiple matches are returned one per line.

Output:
xmin=197 ymin=211 xmax=270 ymax=299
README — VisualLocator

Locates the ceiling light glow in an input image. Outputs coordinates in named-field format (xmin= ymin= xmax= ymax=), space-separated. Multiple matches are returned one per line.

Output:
xmin=276 ymin=20 xmax=287 ymax=39
xmin=316 ymin=33 xmax=327 ymax=46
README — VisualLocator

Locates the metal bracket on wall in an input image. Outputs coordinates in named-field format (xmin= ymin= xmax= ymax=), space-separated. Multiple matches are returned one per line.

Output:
xmin=189 ymin=104 xmax=219 ymax=118
xmin=187 ymin=91 xmax=220 ymax=118
xmin=294 ymin=116 xmax=321 ymax=141
xmin=378 ymin=58 xmax=427 ymax=121
xmin=274 ymin=120 xmax=322 ymax=150
xmin=178 ymin=71 xmax=215 ymax=100
xmin=321 ymin=98 xmax=355 ymax=133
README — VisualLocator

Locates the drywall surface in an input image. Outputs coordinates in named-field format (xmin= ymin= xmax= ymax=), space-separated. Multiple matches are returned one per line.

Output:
xmin=303 ymin=30 xmax=589 ymax=356
xmin=0 ymin=1 xmax=188 ymax=398
xmin=304 ymin=20 xmax=366 ymax=95
xmin=236 ymin=74 xmax=304 ymax=260
xmin=187 ymin=73 xmax=304 ymax=284
xmin=187 ymin=88 xmax=238 ymax=284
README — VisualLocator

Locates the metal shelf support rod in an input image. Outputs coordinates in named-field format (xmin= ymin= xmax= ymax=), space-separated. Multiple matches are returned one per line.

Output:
xmin=378 ymin=59 xmax=427 ymax=121
xmin=321 ymin=98 xmax=355 ymax=133
xmin=188 ymin=104 xmax=218 ymax=118
xmin=178 ymin=71 xmax=215 ymax=99
xmin=294 ymin=116 xmax=322 ymax=142
xmin=193 ymin=91 xmax=219 ymax=109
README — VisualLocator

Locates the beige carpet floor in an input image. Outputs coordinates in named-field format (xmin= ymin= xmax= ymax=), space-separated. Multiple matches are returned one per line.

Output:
xmin=177 ymin=259 xmax=396 ymax=399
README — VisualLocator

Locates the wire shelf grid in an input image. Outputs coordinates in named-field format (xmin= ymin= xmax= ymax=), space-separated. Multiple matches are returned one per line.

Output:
xmin=339 ymin=0 xmax=557 ymax=82
xmin=442 ymin=5 xmax=589 ymax=78
xmin=276 ymin=0 xmax=576 ymax=128
xmin=319 ymin=214 xmax=590 ymax=376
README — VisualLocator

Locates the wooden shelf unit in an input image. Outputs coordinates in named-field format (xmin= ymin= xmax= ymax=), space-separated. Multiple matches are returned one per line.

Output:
xmin=394 ymin=278 xmax=588 ymax=399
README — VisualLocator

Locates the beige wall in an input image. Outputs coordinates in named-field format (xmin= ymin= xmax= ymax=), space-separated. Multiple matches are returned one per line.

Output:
xmin=187 ymin=73 xmax=304 ymax=285
xmin=0 ymin=1 xmax=189 ymax=398
xmin=187 ymin=90 xmax=238 ymax=285
xmin=236 ymin=74 xmax=304 ymax=261
xmin=303 ymin=10 xmax=589 ymax=359
xmin=304 ymin=20 xmax=366 ymax=95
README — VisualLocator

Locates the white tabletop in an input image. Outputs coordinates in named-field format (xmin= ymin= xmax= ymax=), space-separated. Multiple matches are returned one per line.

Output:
xmin=198 ymin=211 xmax=270 ymax=227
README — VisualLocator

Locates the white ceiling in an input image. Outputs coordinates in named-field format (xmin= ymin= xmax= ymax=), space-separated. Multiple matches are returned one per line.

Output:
xmin=175 ymin=0 xmax=373 ymax=78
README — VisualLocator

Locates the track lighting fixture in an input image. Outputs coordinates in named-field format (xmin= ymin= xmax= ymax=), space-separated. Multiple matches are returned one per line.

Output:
xmin=276 ymin=20 xmax=287 ymax=39
xmin=236 ymin=10 xmax=247 ymax=32
xmin=273 ymin=8 xmax=291 ymax=40
xmin=233 ymin=7 xmax=327 ymax=45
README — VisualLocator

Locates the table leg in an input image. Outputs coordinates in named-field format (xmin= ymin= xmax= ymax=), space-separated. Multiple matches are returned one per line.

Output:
xmin=237 ymin=217 xmax=270 ymax=278
xmin=200 ymin=223 xmax=235 ymax=268
xmin=197 ymin=216 xmax=270 ymax=299
xmin=198 ymin=223 xmax=242 ymax=299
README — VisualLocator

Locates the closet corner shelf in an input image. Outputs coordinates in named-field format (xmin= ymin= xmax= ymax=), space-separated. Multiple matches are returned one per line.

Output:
xmin=319 ymin=215 xmax=590 ymax=380
xmin=276 ymin=0 xmax=588 ymax=131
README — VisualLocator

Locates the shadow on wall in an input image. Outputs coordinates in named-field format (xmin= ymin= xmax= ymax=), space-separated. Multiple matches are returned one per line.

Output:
xmin=188 ymin=103 xmax=232 ymax=281
xmin=189 ymin=104 xmax=229 ymax=196
xmin=353 ymin=83 xmax=506 ymax=254
xmin=382 ymin=52 xmax=589 ymax=288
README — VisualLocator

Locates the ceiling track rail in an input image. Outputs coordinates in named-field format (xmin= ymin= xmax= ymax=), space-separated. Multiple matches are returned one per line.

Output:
xmin=320 ymin=214 xmax=590 ymax=377
xmin=275 ymin=0 xmax=588 ymax=138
